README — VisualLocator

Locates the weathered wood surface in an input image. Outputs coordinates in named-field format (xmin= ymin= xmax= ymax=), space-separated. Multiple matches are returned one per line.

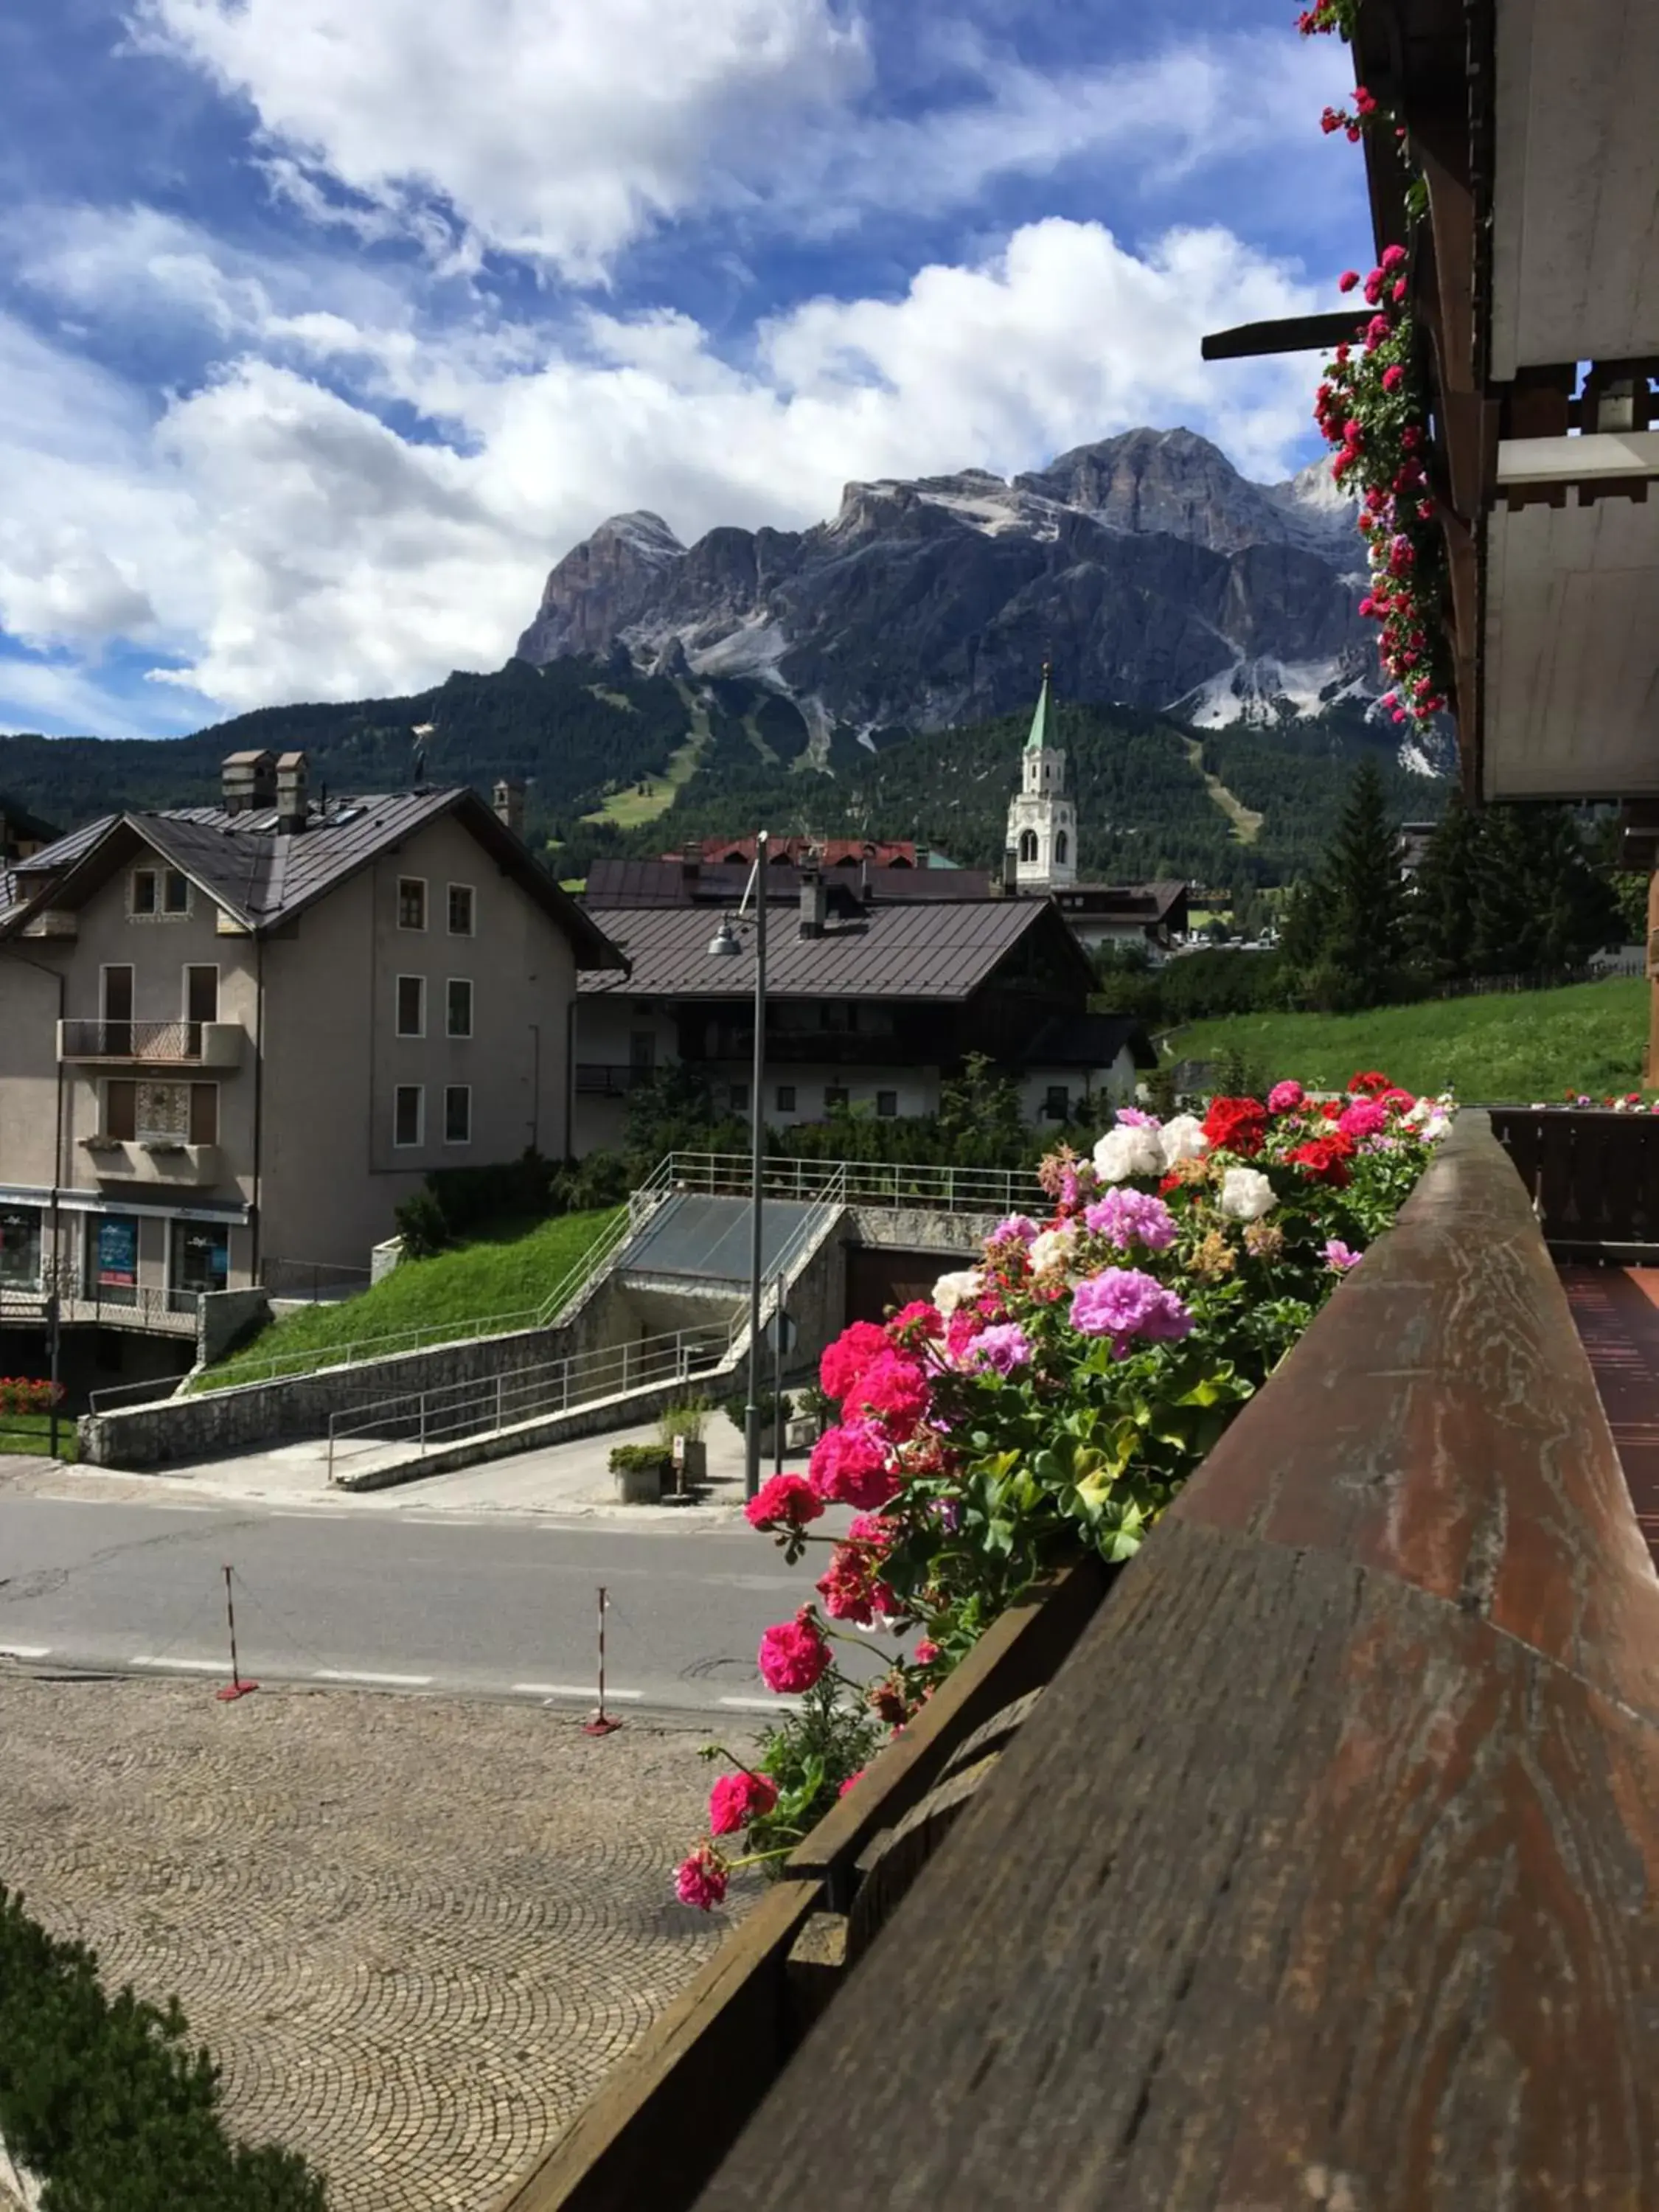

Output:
xmin=787 ymin=1551 xmax=1109 ymax=1905
xmin=693 ymin=1114 xmax=1659 ymax=2212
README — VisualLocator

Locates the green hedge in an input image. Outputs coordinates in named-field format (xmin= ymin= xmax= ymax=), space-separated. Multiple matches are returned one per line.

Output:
xmin=0 ymin=1885 xmax=327 ymax=2211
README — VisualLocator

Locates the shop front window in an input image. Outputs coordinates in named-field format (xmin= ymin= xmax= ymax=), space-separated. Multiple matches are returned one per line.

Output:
xmin=0 ymin=1205 xmax=43 ymax=1293
xmin=88 ymin=1215 xmax=139 ymax=1307
xmin=170 ymin=1220 xmax=229 ymax=1312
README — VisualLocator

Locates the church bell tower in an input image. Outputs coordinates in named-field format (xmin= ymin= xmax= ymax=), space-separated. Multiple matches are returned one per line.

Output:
xmin=1005 ymin=663 xmax=1078 ymax=891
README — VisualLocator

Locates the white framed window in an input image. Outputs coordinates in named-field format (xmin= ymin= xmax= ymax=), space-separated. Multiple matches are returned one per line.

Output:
xmin=393 ymin=1085 xmax=424 ymax=1147
xmin=397 ymin=877 xmax=427 ymax=931
xmin=443 ymin=1084 xmax=472 ymax=1144
xmin=130 ymin=869 xmax=158 ymax=917
xmin=447 ymin=883 xmax=476 ymax=936
xmin=395 ymin=975 xmax=425 ymax=1037
xmin=445 ymin=978 xmax=473 ymax=1038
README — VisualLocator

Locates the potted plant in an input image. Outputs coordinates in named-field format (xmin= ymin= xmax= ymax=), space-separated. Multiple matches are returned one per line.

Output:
xmin=721 ymin=1389 xmax=794 ymax=1457
xmin=658 ymin=1397 xmax=712 ymax=1490
xmin=609 ymin=1441 xmax=671 ymax=1505
xmin=789 ymin=1381 xmax=833 ymax=1450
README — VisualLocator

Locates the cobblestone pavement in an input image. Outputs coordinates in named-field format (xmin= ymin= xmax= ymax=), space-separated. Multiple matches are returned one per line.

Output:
xmin=0 ymin=1672 xmax=756 ymax=2211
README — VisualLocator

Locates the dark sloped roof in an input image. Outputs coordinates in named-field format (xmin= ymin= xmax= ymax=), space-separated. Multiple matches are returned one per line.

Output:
xmin=584 ymin=857 xmax=995 ymax=905
xmin=0 ymin=793 xmax=63 ymax=846
xmin=580 ymin=897 xmax=1079 ymax=1001
xmin=1022 ymin=1011 xmax=1158 ymax=1071
xmin=1 ymin=789 xmax=625 ymax=968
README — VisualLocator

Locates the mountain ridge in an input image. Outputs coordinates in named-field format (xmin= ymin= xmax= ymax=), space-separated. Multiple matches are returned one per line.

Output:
xmin=515 ymin=425 xmax=1383 ymax=742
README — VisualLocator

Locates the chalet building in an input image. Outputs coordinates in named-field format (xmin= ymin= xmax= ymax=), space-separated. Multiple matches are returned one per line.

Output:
xmin=0 ymin=754 xmax=620 ymax=1375
xmin=574 ymin=878 xmax=1151 ymax=1154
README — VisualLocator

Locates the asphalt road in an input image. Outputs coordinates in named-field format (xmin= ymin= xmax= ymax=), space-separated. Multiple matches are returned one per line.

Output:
xmin=0 ymin=1497 xmax=834 ymax=1714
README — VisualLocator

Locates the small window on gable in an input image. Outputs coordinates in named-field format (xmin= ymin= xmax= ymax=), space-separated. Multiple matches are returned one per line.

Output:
xmin=398 ymin=878 xmax=427 ymax=931
xmin=448 ymin=884 xmax=475 ymax=936
xmin=131 ymin=870 xmax=157 ymax=917
xmin=163 ymin=869 xmax=190 ymax=915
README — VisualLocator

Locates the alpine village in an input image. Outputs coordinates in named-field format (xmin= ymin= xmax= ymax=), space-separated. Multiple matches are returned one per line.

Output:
xmin=1 ymin=4 xmax=1658 ymax=2209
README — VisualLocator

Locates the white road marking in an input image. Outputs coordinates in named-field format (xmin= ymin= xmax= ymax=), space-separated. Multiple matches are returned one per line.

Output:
xmin=0 ymin=1644 xmax=51 ymax=1659
xmin=312 ymin=1668 xmax=433 ymax=1686
xmin=512 ymin=1681 xmax=644 ymax=1701
xmin=719 ymin=1694 xmax=803 ymax=1714
xmin=131 ymin=1656 xmax=223 ymax=1672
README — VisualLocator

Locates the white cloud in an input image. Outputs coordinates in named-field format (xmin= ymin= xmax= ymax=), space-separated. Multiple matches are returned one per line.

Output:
xmin=131 ymin=0 xmax=872 ymax=279
xmin=0 ymin=215 xmax=1324 ymax=720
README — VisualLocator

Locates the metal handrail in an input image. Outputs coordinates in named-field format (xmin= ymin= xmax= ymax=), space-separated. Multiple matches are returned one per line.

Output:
xmin=324 ymin=1321 xmax=734 ymax=1480
xmin=192 ymin=1147 xmax=1037 ymax=1393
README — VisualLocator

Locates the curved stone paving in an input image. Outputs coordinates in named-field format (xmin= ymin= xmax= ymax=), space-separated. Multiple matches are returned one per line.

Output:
xmin=0 ymin=1674 xmax=752 ymax=2211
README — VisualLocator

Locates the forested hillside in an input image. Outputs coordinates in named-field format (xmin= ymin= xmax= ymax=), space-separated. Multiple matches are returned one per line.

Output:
xmin=0 ymin=655 xmax=1441 ymax=889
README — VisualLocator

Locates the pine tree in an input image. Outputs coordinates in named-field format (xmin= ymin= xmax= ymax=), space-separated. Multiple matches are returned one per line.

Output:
xmin=1470 ymin=805 xmax=1621 ymax=977
xmin=1405 ymin=792 xmax=1482 ymax=982
xmin=1314 ymin=759 xmax=1404 ymax=1007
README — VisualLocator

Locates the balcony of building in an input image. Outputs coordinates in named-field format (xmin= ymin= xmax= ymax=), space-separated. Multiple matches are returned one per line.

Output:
xmin=57 ymin=1019 xmax=244 ymax=1068
xmin=77 ymin=1137 xmax=224 ymax=1189
xmin=573 ymin=1063 xmax=653 ymax=1098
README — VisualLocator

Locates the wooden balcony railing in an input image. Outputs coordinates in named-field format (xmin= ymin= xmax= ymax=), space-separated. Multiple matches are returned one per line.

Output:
xmin=1490 ymin=1103 xmax=1659 ymax=1258
xmin=493 ymin=1112 xmax=1659 ymax=2212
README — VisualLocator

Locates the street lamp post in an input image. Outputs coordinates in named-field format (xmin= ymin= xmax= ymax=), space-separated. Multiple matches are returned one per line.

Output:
xmin=707 ymin=829 xmax=768 ymax=1500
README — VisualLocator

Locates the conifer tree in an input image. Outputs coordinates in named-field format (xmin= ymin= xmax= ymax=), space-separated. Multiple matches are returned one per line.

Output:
xmin=1313 ymin=758 xmax=1403 ymax=1007
xmin=1405 ymin=792 xmax=1482 ymax=981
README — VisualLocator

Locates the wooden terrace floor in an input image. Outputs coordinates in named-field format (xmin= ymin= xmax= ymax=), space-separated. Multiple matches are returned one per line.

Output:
xmin=1562 ymin=1265 xmax=1659 ymax=1568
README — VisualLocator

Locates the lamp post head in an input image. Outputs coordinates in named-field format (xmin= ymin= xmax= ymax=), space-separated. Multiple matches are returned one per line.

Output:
xmin=707 ymin=918 xmax=741 ymax=959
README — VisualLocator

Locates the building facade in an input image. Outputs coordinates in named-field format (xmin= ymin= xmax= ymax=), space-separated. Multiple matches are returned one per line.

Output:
xmin=0 ymin=756 xmax=620 ymax=1374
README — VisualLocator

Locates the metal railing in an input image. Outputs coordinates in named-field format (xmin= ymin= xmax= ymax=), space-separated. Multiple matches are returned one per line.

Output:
xmin=60 ymin=1018 xmax=207 ymax=1060
xmin=324 ymin=1321 xmax=733 ymax=1481
xmin=658 ymin=1150 xmax=1048 ymax=1218
xmin=0 ymin=1279 xmax=200 ymax=1335
xmin=87 ymin=1372 xmax=194 ymax=1414
xmin=190 ymin=1148 xmax=1035 ymax=1391
xmin=193 ymin=1168 xmax=673 ymax=1390
xmin=574 ymin=1063 xmax=653 ymax=1096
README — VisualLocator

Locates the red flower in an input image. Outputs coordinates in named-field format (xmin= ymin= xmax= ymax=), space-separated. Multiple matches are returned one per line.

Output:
xmin=844 ymin=1349 xmax=929 ymax=1438
xmin=1202 ymin=1096 xmax=1269 ymax=1158
xmin=819 ymin=1320 xmax=889 ymax=1405
xmin=745 ymin=1474 xmax=824 ymax=1531
xmin=1338 ymin=269 xmax=1360 ymax=293
xmin=817 ymin=1543 xmax=897 ymax=1626
xmin=709 ymin=1770 xmax=778 ymax=1836
xmin=675 ymin=1846 xmax=728 ymax=1910
xmin=1287 ymin=1133 xmax=1356 ymax=1189
xmin=1349 ymin=1070 xmax=1392 ymax=1095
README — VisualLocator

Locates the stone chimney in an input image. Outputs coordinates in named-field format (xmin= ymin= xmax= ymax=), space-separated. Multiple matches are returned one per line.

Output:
xmin=915 ymin=843 xmax=931 ymax=871
xmin=222 ymin=750 xmax=276 ymax=816
xmin=679 ymin=838 xmax=701 ymax=888
xmin=798 ymin=866 xmax=827 ymax=939
xmin=274 ymin=751 xmax=308 ymax=835
xmin=995 ymin=844 xmax=1019 ymax=897
xmin=493 ymin=779 xmax=526 ymax=836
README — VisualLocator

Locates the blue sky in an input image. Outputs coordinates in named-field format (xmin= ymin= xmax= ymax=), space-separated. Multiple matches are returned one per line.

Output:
xmin=0 ymin=0 xmax=1370 ymax=737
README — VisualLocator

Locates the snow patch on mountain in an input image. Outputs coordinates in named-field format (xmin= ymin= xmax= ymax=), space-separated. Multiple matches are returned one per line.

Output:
xmin=1171 ymin=656 xmax=1362 ymax=729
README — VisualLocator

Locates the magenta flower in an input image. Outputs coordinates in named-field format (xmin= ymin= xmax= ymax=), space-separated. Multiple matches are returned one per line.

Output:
xmin=1324 ymin=1240 xmax=1362 ymax=1273
xmin=675 ymin=1846 xmax=728 ymax=1910
xmin=990 ymin=1213 xmax=1039 ymax=1244
xmin=1069 ymin=1269 xmax=1193 ymax=1358
xmin=709 ymin=1770 xmax=778 ymax=1837
xmin=757 ymin=1610 xmax=831 ymax=1694
xmin=963 ymin=1322 xmax=1034 ymax=1376
xmin=1082 ymin=1187 xmax=1177 ymax=1253
xmin=745 ymin=1473 xmax=824 ymax=1531
xmin=1338 ymin=1099 xmax=1389 ymax=1140
xmin=1338 ymin=268 xmax=1360 ymax=292
xmin=1267 ymin=1079 xmax=1304 ymax=1113
xmin=1382 ymin=364 xmax=1405 ymax=392
xmin=1113 ymin=1105 xmax=1161 ymax=1128
xmin=819 ymin=1320 xmax=888 ymax=1405
xmin=844 ymin=1349 xmax=930 ymax=1437
xmin=808 ymin=1419 xmax=897 ymax=1511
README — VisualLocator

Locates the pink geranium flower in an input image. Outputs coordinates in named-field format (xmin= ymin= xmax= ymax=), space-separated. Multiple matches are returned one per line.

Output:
xmin=844 ymin=1349 xmax=930 ymax=1437
xmin=745 ymin=1473 xmax=824 ymax=1531
xmin=708 ymin=1770 xmax=778 ymax=1836
xmin=1267 ymin=1079 xmax=1304 ymax=1113
xmin=819 ymin=1320 xmax=890 ymax=1405
xmin=758 ymin=1608 xmax=831 ymax=1694
xmin=808 ymin=1419 xmax=897 ymax=1510
xmin=675 ymin=1845 xmax=728 ymax=1910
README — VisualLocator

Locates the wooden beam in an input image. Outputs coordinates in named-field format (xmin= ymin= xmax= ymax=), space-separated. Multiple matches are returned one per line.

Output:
xmin=1199 ymin=312 xmax=1368 ymax=362
xmin=693 ymin=1117 xmax=1659 ymax=2212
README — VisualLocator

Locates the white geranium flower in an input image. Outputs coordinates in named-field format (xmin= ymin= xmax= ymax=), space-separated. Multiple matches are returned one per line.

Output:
xmin=1092 ymin=1125 xmax=1164 ymax=1183
xmin=1027 ymin=1224 xmax=1081 ymax=1276
xmin=1421 ymin=1112 xmax=1451 ymax=1142
xmin=932 ymin=1268 xmax=981 ymax=1317
xmin=1217 ymin=1166 xmax=1277 ymax=1222
xmin=1158 ymin=1114 xmax=1208 ymax=1169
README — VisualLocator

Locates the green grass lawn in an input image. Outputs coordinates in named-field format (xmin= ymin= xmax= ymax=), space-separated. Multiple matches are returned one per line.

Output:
xmin=0 ymin=1411 xmax=77 ymax=1461
xmin=1172 ymin=976 xmax=1646 ymax=1104
xmin=198 ymin=1206 xmax=622 ymax=1389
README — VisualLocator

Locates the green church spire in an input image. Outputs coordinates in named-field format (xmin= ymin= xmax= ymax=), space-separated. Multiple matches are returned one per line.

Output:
xmin=1025 ymin=660 xmax=1054 ymax=753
